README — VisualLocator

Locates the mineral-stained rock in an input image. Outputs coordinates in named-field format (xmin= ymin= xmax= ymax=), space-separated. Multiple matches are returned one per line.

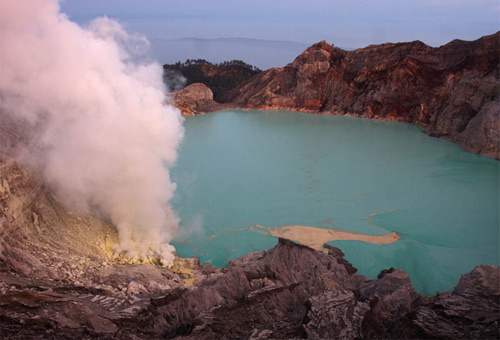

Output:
xmin=219 ymin=32 xmax=500 ymax=159
xmin=168 ymin=82 xmax=234 ymax=115
xmin=0 ymin=159 xmax=187 ymax=339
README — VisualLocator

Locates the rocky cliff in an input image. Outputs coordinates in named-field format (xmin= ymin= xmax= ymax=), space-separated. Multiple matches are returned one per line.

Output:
xmin=219 ymin=32 xmax=500 ymax=159
xmin=134 ymin=240 xmax=499 ymax=340
xmin=1 ymin=159 xmax=499 ymax=339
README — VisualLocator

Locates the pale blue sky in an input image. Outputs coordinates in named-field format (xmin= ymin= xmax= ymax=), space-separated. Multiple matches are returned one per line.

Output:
xmin=61 ymin=0 xmax=499 ymax=46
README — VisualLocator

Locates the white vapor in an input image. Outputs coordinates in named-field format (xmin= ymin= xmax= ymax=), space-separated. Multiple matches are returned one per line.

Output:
xmin=0 ymin=0 xmax=184 ymax=265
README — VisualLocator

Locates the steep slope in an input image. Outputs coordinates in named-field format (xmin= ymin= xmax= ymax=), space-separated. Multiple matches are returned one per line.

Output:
xmin=219 ymin=32 xmax=500 ymax=159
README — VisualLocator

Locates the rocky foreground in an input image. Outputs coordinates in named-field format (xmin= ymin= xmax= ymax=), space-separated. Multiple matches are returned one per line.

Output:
xmin=175 ymin=32 xmax=500 ymax=159
xmin=1 ymin=160 xmax=499 ymax=339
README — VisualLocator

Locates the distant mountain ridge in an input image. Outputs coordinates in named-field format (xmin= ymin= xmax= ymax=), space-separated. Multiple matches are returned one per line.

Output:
xmin=151 ymin=37 xmax=310 ymax=69
xmin=169 ymin=37 xmax=309 ymax=44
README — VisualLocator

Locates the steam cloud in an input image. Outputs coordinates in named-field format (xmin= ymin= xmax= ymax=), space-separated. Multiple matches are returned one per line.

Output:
xmin=0 ymin=0 xmax=184 ymax=265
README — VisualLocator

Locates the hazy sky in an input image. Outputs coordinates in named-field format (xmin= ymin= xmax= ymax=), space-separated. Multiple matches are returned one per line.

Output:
xmin=61 ymin=0 xmax=499 ymax=48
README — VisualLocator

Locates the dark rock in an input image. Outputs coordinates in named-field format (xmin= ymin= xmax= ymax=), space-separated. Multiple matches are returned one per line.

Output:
xmin=358 ymin=268 xmax=421 ymax=338
xmin=126 ymin=240 xmax=498 ymax=340
xmin=132 ymin=238 xmax=357 ymax=339
xmin=408 ymin=265 xmax=500 ymax=339
xmin=304 ymin=290 xmax=370 ymax=339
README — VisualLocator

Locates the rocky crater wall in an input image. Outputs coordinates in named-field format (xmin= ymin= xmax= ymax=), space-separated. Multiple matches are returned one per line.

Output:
xmin=213 ymin=32 xmax=500 ymax=159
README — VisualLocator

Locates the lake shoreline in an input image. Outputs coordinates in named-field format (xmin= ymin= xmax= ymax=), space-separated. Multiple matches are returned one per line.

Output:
xmin=173 ymin=86 xmax=499 ymax=160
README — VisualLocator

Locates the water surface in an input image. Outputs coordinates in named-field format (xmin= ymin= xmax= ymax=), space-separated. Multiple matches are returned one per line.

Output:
xmin=171 ymin=110 xmax=499 ymax=294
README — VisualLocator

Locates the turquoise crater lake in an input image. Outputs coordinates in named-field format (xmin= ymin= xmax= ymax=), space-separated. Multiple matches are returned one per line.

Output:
xmin=171 ymin=110 xmax=499 ymax=294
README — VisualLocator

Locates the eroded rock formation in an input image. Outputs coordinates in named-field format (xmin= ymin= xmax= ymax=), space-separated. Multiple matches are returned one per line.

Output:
xmin=130 ymin=240 xmax=499 ymax=340
xmin=218 ymin=32 xmax=500 ymax=159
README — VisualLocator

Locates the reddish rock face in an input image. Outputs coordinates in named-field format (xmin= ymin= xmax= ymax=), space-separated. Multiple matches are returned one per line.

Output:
xmin=168 ymin=83 xmax=234 ymax=115
xmin=219 ymin=33 xmax=500 ymax=159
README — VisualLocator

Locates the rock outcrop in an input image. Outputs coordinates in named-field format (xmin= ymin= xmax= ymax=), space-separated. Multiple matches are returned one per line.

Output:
xmin=169 ymin=83 xmax=234 ymax=115
xmin=1 ymin=160 xmax=498 ymax=339
xmin=127 ymin=241 xmax=499 ymax=340
xmin=219 ymin=32 xmax=500 ymax=159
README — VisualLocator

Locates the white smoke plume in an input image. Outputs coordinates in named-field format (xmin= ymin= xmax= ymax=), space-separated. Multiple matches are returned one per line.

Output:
xmin=0 ymin=0 xmax=184 ymax=265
